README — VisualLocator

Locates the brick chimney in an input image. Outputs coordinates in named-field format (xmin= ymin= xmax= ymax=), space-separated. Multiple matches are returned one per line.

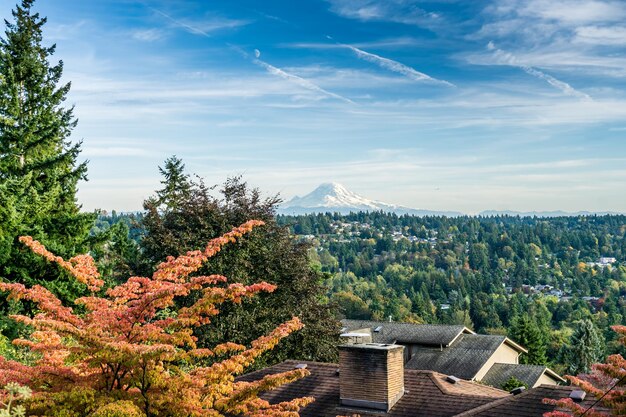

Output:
xmin=339 ymin=343 xmax=405 ymax=411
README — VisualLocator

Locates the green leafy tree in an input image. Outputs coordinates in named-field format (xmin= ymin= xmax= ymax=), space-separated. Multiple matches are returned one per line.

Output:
xmin=559 ymin=319 xmax=605 ymax=375
xmin=501 ymin=376 xmax=528 ymax=392
xmin=510 ymin=314 xmax=548 ymax=365
xmin=140 ymin=158 xmax=339 ymax=367
xmin=0 ymin=0 xmax=94 ymax=334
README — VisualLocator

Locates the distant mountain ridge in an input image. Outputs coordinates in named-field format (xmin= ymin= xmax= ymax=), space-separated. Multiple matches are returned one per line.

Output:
xmin=277 ymin=183 xmax=623 ymax=217
xmin=278 ymin=183 xmax=462 ymax=217
xmin=479 ymin=210 xmax=623 ymax=217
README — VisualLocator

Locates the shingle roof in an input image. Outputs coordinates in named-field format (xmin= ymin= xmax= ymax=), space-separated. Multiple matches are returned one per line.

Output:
xmin=341 ymin=319 xmax=472 ymax=346
xmin=456 ymin=385 xmax=607 ymax=417
xmin=236 ymin=360 xmax=509 ymax=417
xmin=405 ymin=334 xmax=507 ymax=380
xmin=481 ymin=363 xmax=565 ymax=389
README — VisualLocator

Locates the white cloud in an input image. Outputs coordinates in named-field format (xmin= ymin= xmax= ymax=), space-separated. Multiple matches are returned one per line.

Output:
xmin=132 ymin=28 xmax=166 ymax=42
xmin=485 ymin=42 xmax=591 ymax=100
xmin=574 ymin=25 xmax=626 ymax=45
xmin=252 ymin=54 xmax=355 ymax=104
xmin=326 ymin=0 xmax=441 ymax=26
xmin=519 ymin=0 xmax=626 ymax=25
xmin=340 ymin=43 xmax=454 ymax=87
xmin=150 ymin=7 xmax=249 ymax=37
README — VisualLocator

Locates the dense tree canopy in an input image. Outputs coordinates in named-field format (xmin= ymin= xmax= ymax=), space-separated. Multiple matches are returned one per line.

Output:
xmin=277 ymin=212 xmax=626 ymax=371
xmin=139 ymin=157 xmax=339 ymax=367
xmin=0 ymin=0 xmax=95 ymax=337
xmin=0 ymin=222 xmax=313 ymax=417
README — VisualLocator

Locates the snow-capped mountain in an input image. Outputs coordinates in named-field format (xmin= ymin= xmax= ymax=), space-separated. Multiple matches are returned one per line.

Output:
xmin=278 ymin=183 xmax=462 ymax=216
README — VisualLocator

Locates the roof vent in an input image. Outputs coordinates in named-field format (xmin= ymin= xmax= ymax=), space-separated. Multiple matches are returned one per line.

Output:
xmin=294 ymin=363 xmax=308 ymax=370
xmin=374 ymin=325 xmax=383 ymax=332
xmin=570 ymin=390 xmax=586 ymax=402
xmin=510 ymin=387 xmax=526 ymax=396
xmin=446 ymin=375 xmax=460 ymax=384
xmin=335 ymin=368 xmax=340 ymax=376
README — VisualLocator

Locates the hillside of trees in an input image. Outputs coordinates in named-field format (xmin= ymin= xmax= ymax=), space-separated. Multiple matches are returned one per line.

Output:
xmin=276 ymin=212 xmax=626 ymax=372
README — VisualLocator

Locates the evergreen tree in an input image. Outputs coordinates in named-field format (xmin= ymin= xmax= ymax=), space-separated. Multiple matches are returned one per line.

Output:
xmin=559 ymin=319 xmax=605 ymax=375
xmin=501 ymin=376 xmax=528 ymax=391
xmin=0 ymin=0 xmax=94 ymax=335
xmin=140 ymin=159 xmax=339 ymax=367
xmin=509 ymin=314 xmax=548 ymax=365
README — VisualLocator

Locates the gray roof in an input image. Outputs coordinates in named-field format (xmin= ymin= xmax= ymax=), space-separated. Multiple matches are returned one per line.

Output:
xmin=405 ymin=334 xmax=507 ymax=380
xmin=481 ymin=364 xmax=565 ymax=389
xmin=341 ymin=319 xmax=471 ymax=346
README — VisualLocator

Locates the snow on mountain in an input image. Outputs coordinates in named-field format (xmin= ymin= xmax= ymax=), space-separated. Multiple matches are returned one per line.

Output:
xmin=279 ymin=183 xmax=462 ymax=216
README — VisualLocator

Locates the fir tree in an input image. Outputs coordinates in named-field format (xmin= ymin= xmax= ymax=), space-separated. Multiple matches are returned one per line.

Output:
xmin=509 ymin=313 xmax=548 ymax=365
xmin=559 ymin=319 xmax=605 ymax=375
xmin=0 ymin=0 xmax=94 ymax=335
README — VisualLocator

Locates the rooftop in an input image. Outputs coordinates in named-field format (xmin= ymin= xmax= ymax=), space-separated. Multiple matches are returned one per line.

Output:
xmin=237 ymin=360 xmax=600 ymax=417
xmin=237 ymin=360 xmax=509 ymax=417
xmin=457 ymin=385 xmax=607 ymax=416
xmin=481 ymin=363 xmax=566 ymax=389
xmin=341 ymin=319 xmax=473 ymax=347
xmin=405 ymin=334 xmax=514 ymax=380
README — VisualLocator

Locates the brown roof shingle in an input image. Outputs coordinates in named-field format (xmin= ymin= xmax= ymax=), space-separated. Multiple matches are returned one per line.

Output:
xmin=456 ymin=385 xmax=607 ymax=417
xmin=237 ymin=360 xmax=509 ymax=417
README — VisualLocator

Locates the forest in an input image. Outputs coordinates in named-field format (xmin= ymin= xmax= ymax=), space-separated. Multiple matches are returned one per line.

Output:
xmin=275 ymin=212 xmax=626 ymax=372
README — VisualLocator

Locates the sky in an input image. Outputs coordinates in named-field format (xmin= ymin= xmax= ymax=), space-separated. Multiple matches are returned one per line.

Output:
xmin=1 ymin=0 xmax=625 ymax=214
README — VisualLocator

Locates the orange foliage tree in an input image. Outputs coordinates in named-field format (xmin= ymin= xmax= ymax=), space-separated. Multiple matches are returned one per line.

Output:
xmin=0 ymin=220 xmax=314 ymax=417
xmin=543 ymin=325 xmax=626 ymax=417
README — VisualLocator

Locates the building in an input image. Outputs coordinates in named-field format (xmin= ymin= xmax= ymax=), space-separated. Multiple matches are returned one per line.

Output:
xmin=237 ymin=344 xmax=598 ymax=417
xmin=340 ymin=319 xmax=564 ymax=388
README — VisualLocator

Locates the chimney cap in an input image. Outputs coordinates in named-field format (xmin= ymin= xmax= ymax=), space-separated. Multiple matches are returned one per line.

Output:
xmin=340 ymin=332 xmax=371 ymax=338
xmin=339 ymin=343 xmax=404 ymax=352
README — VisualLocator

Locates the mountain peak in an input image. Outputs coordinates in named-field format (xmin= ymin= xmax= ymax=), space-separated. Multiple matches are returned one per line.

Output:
xmin=279 ymin=183 xmax=462 ymax=217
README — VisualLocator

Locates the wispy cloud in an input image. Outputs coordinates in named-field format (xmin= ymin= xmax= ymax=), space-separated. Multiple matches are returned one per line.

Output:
xmin=149 ymin=7 xmax=249 ymax=37
xmin=326 ymin=0 xmax=441 ymax=27
xmin=574 ymin=25 xmax=626 ymax=45
xmin=337 ymin=41 xmax=454 ymax=87
xmin=487 ymin=42 xmax=591 ymax=100
xmin=150 ymin=8 xmax=212 ymax=37
xmin=251 ymin=50 xmax=355 ymax=104
xmin=518 ymin=0 xmax=626 ymax=25
xmin=132 ymin=28 xmax=166 ymax=42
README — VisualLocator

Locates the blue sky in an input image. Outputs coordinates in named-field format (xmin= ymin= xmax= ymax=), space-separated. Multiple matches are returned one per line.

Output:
xmin=2 ymin=0 xmax=626 ymax=214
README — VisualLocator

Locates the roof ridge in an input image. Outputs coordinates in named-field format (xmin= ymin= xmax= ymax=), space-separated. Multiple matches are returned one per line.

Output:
xmin=453 ymin=387 xmax=533 ymax=416
xmin=429 ymin=372 xmax=509 ymax=399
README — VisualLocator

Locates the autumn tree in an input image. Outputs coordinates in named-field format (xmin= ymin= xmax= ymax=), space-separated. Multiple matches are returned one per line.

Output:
xmin=140 ymin=159 xmax=339 ymax=367
xmin=544 ymin=325 xmax=626 ymax=417
xmin=0 ymin=0 xmax=95 ymax=334
xmin=0 ymin=221 xmax=314 ymax=417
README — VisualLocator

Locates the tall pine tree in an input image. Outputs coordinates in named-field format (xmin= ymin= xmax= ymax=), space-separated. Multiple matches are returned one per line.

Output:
xmin=0 ymin=0 xmax=94 ymax=335
xmin=559 ymin=319 xmax=605 ymax=375
xmin=509 ymin=313 xmax=548 ymax=365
